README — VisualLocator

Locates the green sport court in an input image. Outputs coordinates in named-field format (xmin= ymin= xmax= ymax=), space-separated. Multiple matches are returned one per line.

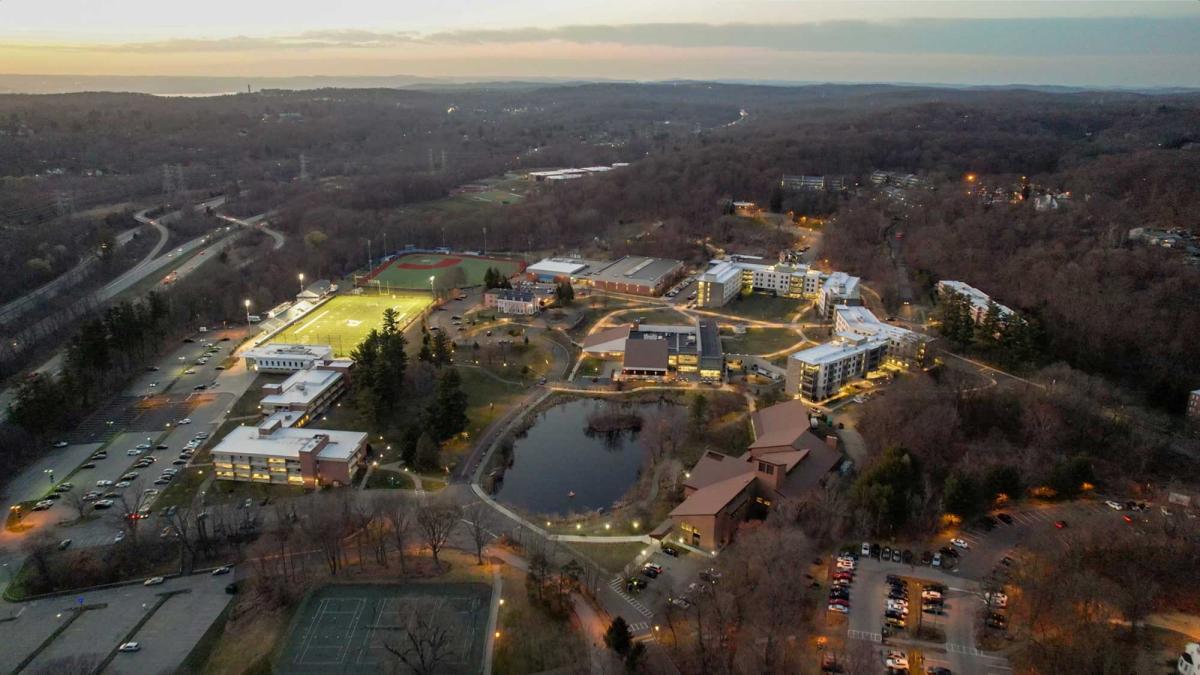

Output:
xmin=277 ymin=583 xmax=492 ymax=674
xmin=271 ymin=293 xmax=431 ymax=356
xmin=364 ymin=252 xmax=524 ymax=290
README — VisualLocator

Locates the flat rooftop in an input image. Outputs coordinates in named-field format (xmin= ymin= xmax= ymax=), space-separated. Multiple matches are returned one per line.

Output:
xmin=213 ymin=425 xmax=366 ymax=462
xmin=586 ymin=256 xmax=682 ymax=285
xmin=244 ymin=343 xmax=333 ymax=360
xmin=527 ymin=258 xmax=590 ymax=276
xmin=790 ymin=336 xmax=884 ymax=365
xmin=262 ymin=368 xmax=344 ymax=408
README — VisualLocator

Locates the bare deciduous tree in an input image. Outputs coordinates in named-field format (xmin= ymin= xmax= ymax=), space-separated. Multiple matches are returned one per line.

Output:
xmin=416 ymin=499 xmax=461 ymax=569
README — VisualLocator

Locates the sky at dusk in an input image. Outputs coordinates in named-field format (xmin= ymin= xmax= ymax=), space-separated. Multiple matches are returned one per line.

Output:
xmin=2 ymin=1 xmax=1198 ymax=86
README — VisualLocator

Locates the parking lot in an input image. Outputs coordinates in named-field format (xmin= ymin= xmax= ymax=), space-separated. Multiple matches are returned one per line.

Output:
xmin=836 ymin=555 xmax=1009 ymax=675
xmin=603 ymin=545 xmax=711 ymax=635
xmin=3 ymin=328 xmax=258 ymax=555
xmin=0 ymin=571 xmax=234 ymax=674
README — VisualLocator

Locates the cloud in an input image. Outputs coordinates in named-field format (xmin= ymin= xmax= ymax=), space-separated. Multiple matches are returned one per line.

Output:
xmin=426 ymin=18 xmax=1200 ymax=57
xmin=21 ymin=17 xmax=1200 ymax=60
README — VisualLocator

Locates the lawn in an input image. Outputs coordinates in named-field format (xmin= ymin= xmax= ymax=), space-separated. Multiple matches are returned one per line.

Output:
xmin=709 ymin=294 xmax=808 ymax=322
xmin=562 ymin=541 xmax=648 ymax=576
xmin=271 ymin=293 xmax=432 ymax=356
xmin=367 ymin=252 xmax=524 ymax=290
xmin=442 ymin=366 xmax=527 ymax=461
xmin=720 ymin=327 xmax=810 ymax=356
xmin=365 ymin=467 xmax=414 ymax=490
xmin=608 ymin=307 xmax=693 ymax=326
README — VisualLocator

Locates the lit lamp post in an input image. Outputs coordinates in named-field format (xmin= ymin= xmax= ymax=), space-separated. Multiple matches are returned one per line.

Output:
xmin=244 ymin=299 xmax=251 ymax=326
xmin=44 ymin=468 xmax=54 ymax=484
xmin=429 ymin=275 xmax=436 ymax=298
xmin=298 ymin=272 xmax=305 ymax=294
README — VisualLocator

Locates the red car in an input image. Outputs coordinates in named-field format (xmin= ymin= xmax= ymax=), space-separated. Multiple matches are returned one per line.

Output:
xmin=1122 ymin=514 xmax=1133 ymax=524
xmin=1054 ymin=520 xmax=1068 ymax=529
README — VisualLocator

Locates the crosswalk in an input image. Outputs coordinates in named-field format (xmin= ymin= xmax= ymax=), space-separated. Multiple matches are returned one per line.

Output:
xmin=847 ymin=629 xmax=882 ymax=643
xmin=607 ymin=576 xmax=654 ymax=617
xmin=628 ymin=621 xmax=650 ymax=633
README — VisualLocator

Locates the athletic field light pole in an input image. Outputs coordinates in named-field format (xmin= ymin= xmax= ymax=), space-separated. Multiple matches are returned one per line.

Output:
xmin=429 ymin=275 xmax=436 ymax=299
xmin=244 ymin=299 xmax=251 ymax=326
xmin=298 ymin=272 xmax=305 ymax=294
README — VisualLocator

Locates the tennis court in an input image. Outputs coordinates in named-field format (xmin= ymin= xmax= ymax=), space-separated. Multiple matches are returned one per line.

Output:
xmin=277 ymin=583 xmax=492 ymax=674
xmin=270 ymin=293 xmax=431 ymax=356
xmin=364 ymin=252 xmax=524 ymax=290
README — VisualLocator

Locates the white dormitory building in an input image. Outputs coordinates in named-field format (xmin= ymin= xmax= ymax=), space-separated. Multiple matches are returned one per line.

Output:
xmin=785 ymin=307 xmax=929 ymax=402
xmin=695 ymin=259 xmax=855 ymax=313
xmin=243 ymin=344 xmax=334 ymax=374
xmin=259 ymin=359 xmax=353 ymax=429
xmin=936 ymin=280 xmax=1014 ymax=324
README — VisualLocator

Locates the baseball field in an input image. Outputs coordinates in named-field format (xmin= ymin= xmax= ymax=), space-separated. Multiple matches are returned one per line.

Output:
xmin=270 ymin=293 xmax=431 ymax=356
xmin=276 ymin=582 xmax=492 ymax=674
xmin=364 ymin=252 xmax=524 ymax=291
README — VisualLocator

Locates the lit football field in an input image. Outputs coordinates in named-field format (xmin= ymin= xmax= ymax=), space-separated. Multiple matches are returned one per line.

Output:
xmin=270 ymin=293 xmax=431 ymax=356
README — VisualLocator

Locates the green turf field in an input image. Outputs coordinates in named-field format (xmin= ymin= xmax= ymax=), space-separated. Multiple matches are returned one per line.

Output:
xmin=277 ymin=583 xmax=491 ymax=674
xmin=368 ymin=253 xmax=523 ymax=290
xmin=271 ymin=294 xmax=431 ymax=356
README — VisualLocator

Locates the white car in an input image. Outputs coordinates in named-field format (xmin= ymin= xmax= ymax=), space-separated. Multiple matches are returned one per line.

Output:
xmin=143 ymin=576 xmax=164 ymax=586
xmin=1105 ymin=500 xmax=1123 ymax=511
xmin=127 ymin=449 xmax=143 ymax=456
xmin=827 ymin=603 xmax=849 ymax=613
xmin=178 ymin=418 xmax=192 ymax=425
xmin=114 ymin=531 xmax=126 ymax=543
xmin=96 ymin=480 xmax=114 ymax=487
xmin=52 ymin=441 xmax=69 ymax=448
xmin=985 ymin=591 xmax=1008 ymax=608
xmin=921 ymin=590 xmax=943 ymax=601
xmin=115 ymin=481 xmax=132 ymax=488
xmin=117 ymin=642 xmax=141 ymax=652
xmin=34 ymin=500 xmax=55 ymax=510
xmin=932 ymin=552 xmax=943 ymax=568
xmin=860 ymin=542 xmax=871 ymax=556
xmin=184 ymin=369 xmax=196 ymax=375
xmin=93 ymin=499 xmax=115 ymax=509
xmin=950 ymin=538 xmax=970 ymax=550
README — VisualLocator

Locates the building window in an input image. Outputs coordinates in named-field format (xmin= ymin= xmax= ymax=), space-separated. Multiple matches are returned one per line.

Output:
xmin=758 ymin=462 xmax=775 ymax=475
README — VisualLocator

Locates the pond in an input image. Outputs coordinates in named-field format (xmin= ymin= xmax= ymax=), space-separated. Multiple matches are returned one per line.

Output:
xmin=492 ymin=397 xmax=675 ymax=516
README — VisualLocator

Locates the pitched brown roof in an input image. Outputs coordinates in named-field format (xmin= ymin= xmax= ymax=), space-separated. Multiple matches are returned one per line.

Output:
xmin=749 ymin=399 xmax=814 ymax=451
xmin=776 ymin=437 xmax=843 ymax=498
xmin=669 ymin=473 xmax=756 ymax=517
xmin=622 ymin=339 xmax=669 ymax=371
xmin=684 ymin=451 xmax=752 ymax=491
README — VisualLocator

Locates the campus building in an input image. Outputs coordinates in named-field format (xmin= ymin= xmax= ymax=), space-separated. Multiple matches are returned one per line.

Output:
xmin=818 ymin=272 xmax=863 ymax=318
xmin=582 ymin=256 xmax=684 ymax=297
xmin=786 ymin=336 xmax=888 ymax=402
xmin=664 ymin=400 xmax=843 ymax=550
xmin=243 ymin=344 xmax=335 ymax=374
xmin=834 ymin=306 xmax=930 ymax=368
xmin=483 ymin=288 xmax=541 ymax=315
xmin=297 ymin=279 xmax=336 ymax=302
xmin=259 ymin=360 xmax=353 ymax=428
xmin=694 ymin=258 xmax=842 ymax=309
xmin=527 ymin=255 xmax=684 ymax=297
xmin=581 ymin=319 xmax=725 ymax=382
xmin=211 ymin=419 xmax=367 ymax=488
xmin=936 ymin=280 xmax=1014 ymax=324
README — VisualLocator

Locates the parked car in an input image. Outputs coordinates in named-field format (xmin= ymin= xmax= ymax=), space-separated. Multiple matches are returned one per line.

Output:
xmin=143 ymin=576 xmax=164 ymax=586
xmin=1105 ymin=500 xmax=1123 ymax=511
xmin=52 ymin=440 xmax=69 ymax=448
xmin=861 ymin=542 xmax=872 ymax=556
xmin=118 ymin=642 xmax=141 ymax=653
xmin=211 ymin=565 xmax=232 ymax=576
xmin=997 ymin=512 xmax=1014 ymax=525
xmin=950 ymin=538 xmax=970 ymax=550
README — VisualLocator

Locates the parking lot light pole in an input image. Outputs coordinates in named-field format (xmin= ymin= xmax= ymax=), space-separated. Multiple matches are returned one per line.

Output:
xmin=244 ymin=299 xmax=251 ymax=326
xmin=298 ymin=272 xmax=305 ymax=294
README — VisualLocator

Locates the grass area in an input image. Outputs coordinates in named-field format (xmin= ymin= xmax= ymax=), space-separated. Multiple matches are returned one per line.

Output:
xmin=708 ymin=293 xmax=807 ymax=322
xmin=720 ymin=327 xmax=809 ymax=355
xmin=576 ymin=356 xmax=605 ymax=377
xmin=461 ymin=341 xmax=553 ymax=383
xmin=369 ymin=252 xmax=524 ymax=290
xmin=194 ymin=602 xmax=290 ymax=675
xmin=492 ymin=555 xmax=587 ymax=675
xmin=365 ymin=467 xmax=414 ymax=490
xmin=444 ymin=366 xmax=526 ymax=461
xmin=271 ymin=293 xmax=432 ymax=357
xmin=563 ymin=541 xmax=648 ymax=576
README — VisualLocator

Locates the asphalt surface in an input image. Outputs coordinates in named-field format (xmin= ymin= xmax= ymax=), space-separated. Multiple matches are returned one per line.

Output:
xmin=0 ymin=570 xmax=233 ymax=674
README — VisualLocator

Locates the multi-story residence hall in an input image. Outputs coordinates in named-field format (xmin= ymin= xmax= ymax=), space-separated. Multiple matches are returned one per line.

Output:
xmin=695 ymin=257 xmax=860 ymax=313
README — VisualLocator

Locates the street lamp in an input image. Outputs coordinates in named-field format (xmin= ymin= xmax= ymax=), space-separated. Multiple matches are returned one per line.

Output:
xmin=298 ymin=272 xmax=305 ymax=294
xmin=429 ymin=275 xmax=436 ymax=298
xmin=44 ymin=468 xmax=54 ymax=484
xmin=244 ymin=299 xmax=251 ymax=326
